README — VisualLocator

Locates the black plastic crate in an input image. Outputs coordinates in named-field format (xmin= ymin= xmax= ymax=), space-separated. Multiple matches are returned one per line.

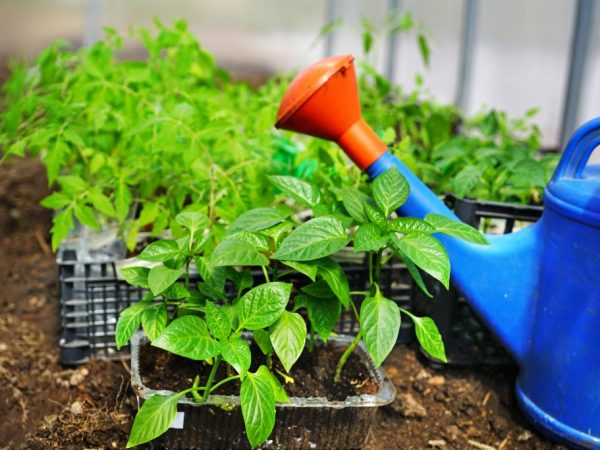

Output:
xmin=58 ymin=243 xmax=414 ymax=365
xmin=411 ymin=195 xmax=543 ymax=366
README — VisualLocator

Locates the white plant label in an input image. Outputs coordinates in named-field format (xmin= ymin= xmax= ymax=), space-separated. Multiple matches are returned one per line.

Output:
xmin=170 ymin=411 xmax=185 ymax=429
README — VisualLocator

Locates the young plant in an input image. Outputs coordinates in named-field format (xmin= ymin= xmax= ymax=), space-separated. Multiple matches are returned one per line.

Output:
xmin=117 ymin=167 xmax=488 ymax=448
xmin=270 ymin=168 xmax=489 ymax=380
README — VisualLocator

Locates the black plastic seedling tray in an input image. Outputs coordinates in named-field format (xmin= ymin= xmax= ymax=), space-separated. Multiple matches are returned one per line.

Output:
xmin=57 ymin=242 xmax=414 ymax=365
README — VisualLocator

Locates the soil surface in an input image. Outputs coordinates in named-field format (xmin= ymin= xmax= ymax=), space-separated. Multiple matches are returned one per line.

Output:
xmin=0 ymin=158 xmax=566 ymax=450
xmin=140 ymin=339 xmax=378 ymax=401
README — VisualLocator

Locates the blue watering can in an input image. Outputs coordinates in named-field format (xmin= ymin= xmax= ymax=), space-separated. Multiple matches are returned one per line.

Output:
xmin=275 ymin=55 xmax=600 ymax=449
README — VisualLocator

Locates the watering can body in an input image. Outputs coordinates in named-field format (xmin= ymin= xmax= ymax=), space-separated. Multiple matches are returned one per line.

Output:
xmin=275 ymin=55 xmax=600 ymax=448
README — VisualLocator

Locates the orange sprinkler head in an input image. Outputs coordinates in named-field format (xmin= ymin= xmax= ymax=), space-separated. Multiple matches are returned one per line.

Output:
xmin=275 ymin=55 xmax=386 ymax=170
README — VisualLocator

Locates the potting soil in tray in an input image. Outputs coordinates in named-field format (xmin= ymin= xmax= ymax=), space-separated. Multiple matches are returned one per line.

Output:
xmin=139 ymin=340 xmax=379 ymax=401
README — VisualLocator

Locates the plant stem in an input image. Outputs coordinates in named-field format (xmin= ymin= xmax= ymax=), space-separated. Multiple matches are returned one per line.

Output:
xmin=368 ymin=252 xmax=374 ymax=285
xmin=184 ymin=259 xmax=190 ymax=289
xmin=209 ymin=375 xmax=241 ymax=394
xmin=349 ymin=298 xmax=360 ymax=322
xmin=266 ymin=352 xmax=273 ymax=370
xmin=334 ymin=331 xmax=362 ymax=384
xmin=191 ymin=375 xmax=203 ymax=402
xmin=261 ymin=265 xmax=270 ymax=283
xmin=308 ymin=325 xmax=315 ymax=352
xmin=349 ymin=290 xmax=369 ymax=296
xmin=202 ymin=356 xmax=222 ymax=401
xmin=374 ymin=249 xmax=383 ymax=285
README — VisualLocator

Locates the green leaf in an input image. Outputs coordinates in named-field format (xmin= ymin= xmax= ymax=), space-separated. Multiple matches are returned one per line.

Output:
xmin=360 ymin=287 xmax=400 ymax=366
xmin=139 ymin=240 xmax=180 ymax=262
xmin=58 ymin=175 xmax=87 ymax=195
xmin=230 ymin=208 xmax=289 ymax=233
xmin=89 ymin=189 xmax=116 ymax=218
xmin=40 ymin=192 xmax=71 ymax=209
xmin=205 ymin=301 xmax=232 ymax=339
xmin=224 ymin=231 xmax=270 ymax=252
xmin=316 ymin=257 xmax=350 ymax=307
xmin=175 ymin=211 xmax=209 ymax=234
xmin=418 ymin=33 xmax=430 ymax=67
xmin=425 ymin=213 xmax=489 ymax=245
xmin=63 ymin=129 xmax=85 ymax=148
xmin=237 ymin=282 xmax=292 ymax=330
xmin=268 ymin=175 xmax=321 ymax=207
xmin=272 ymin=217 xmax=350 ymax=262
xmin=261 ymin=221 xmax=293 ymax=245
xmin=340 ymin=187 xmax=369 ymax=223
xmin=50 ymin=208 xmax=74 ymax=251
xmin=162 ymin=282 xmax=190 ymax=300
xmin=372 ymin=166 xmax=410 ymax=216
xmin=211 ymin=239 xmax=269 ymax=267
xmin=74 ymin=203 xmax=99 ymax=230
xmin=301 ymin=280 xmax=334 ymax=298
xmin=389 ymin=234 xmax=450 ymax=289
xmin=298 ymin=294 xmax=340 ymax=342
xmin=119 ymin=266 xmax=150 ymax=288
xmin=362 ymin=28 xmax=373 ymax=54
xmin=148 ymin=265 xmax=183 ymax=295
xmin=354 ymin=223 xmax=389 ymax=253
xmin=45 ymin=140 xmax=70 ymax=184
xmin=364 ymin=202 xmax=387 ymax=228
xmin=195 ymin=257 xmax=227 ymax=295
xmin=253 ymin=329 xmax=273 ymax=355
xmin=389 ymin=217 xmax=435 ymax=234
xmin=241 ymin=369 xmax=276 ymax=448
xmin=280 ymin=260 xmax=317 ymax=281
xmin=452 ymin=166 xmax=481 ymax=198
xmin=226 ymin=268 xmax=254 ymax=292
xmin=115 ymin=182 xmax=132 ymax=222
xmin=391 ymin=247 xmax=432 ymax=298
xmin=220 ymin=336 xmax=251 ymax=378
xmin=152 ymin=316 xmax=220 ymax=360
xmin=256 ymin=365 xmax=289 ymax=403
xmin=141 ymin=304 xmax=168 ymax=341
xmin=269 ymin=311 xmax=306 ymax=372
xmin=404 ymin=310 xmax=446 ymax=363
xmin=137 ymin=202 xmax=160 ymax=227
xmin=127 ymin=393 xmax=181 ymax=448
xmin=116 ymin=303 xmax=150 ymax=349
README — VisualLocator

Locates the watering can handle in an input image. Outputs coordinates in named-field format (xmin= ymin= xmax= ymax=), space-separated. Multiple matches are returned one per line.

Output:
xmin=552 ymin=118 xmax=600 ymax=181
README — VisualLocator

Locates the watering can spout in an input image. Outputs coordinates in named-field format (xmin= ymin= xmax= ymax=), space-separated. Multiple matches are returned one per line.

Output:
xmin=275 ymin=55 xmax=536 ymax=363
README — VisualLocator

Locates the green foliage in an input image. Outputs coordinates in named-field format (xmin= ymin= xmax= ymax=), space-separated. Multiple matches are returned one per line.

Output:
xmin=372 ymin=166 xmax=409 ymax=216
xmin=236 ymin=282 xmax=292 ymax=330
xmin=2 ymin=15 xmax=550 ymax=449
xmin=152 ymin=316 xmax=220 ymax=360
xmin=0 ymin=21 xmax=304 ymax=250
xmin=269 ymin=311 xmax=307 ymax=372
xmin=127 ymin=393 xmax=182 ymax=448
xmin=241 ymin=369 xmax=276 ymax=448
xmin=360 ymin=286 xmax=401 ymax=367
xmin=348 ymin=21 xmax=557 ymax=205
xmin=382 ymin=106 xmax=558 ymax=205
xmin=271 ymin=217 xmax=351 ymax=262
xmin=114 ymin=163 xmax=485 ymax=448
xmin=220 ymin=336 xmax=251 ymax=378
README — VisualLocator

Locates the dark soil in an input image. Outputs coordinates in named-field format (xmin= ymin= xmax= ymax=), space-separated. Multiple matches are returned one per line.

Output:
xmin=140 ymin=339 xmax=378 ymax=401
xmin=0 ymin=158 xmax=566 ymax=449
xmin=0 ymin=158 xmax=134 ymax=449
